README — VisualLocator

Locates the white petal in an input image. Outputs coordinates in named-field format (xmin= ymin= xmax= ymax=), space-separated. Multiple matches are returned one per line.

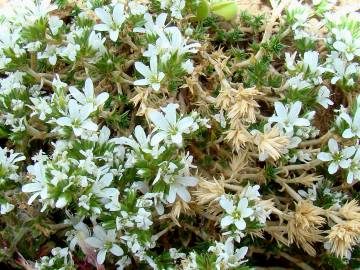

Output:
xmin=94 ymin=24 xmax=111 ymax=32
xmin=328 ymin=139 xmax=338 ymax=153
xmin=134 ymin=79 xmax=150 ymax=86
xmin=109 ymin=30 xmax=119 ymax=42
xmin=221 ymin=215 xmax=233 ymax=228
xmin=95 ymin=8 xmax=112 ymax=25
xmin=176 ymin=185 xmax=191 ymax=202
xmin=171 ymin=133 xmax=183 ymax=145
xmin=150 ymin=131 xmax=167 ymax=146
xmin=81 ymin=120 xmax=98 ymax=131
xmin=317 ymin=152 xmax=332 ymax=161
xmin=328 ymin=162 xmax=339 ymax=174
xmin=176 ymin=176 xmax=198 ymax=187
xmin=69 ymin=86 xmax=85 ymax=104
xmin=342 ymin=129 xmax=354 ymax=139
xmin=84 ymin=78 xmax=94 ymax=98
xmin=342 ymin=147 xmax=356 ymax=159
xmin=86 ymin=237 xmax=104 ymax=249
xmin=149 ymin=111 xmax=170 ymax=131
xmin=110 ymin=244 xmax=123 ymax=256
xmin=134 ymin=125 xmax=147 ymax=145
xmin=135 ymin=62 xmax=151 ymax=77
xmin=97 ymin=249 xmax=107 ymax=265
xmin=22 ymin=183 xmax=41 ymax=193
xmin=234 ymin=219 xmax=246 ymax=230
xmin=56 ymin=117 xmax=72 ymax=126
xmin=177 ymin=117 xmax=194 ymax=132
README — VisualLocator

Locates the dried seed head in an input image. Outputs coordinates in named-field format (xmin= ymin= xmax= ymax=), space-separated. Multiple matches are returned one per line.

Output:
xmin=287 ymin=201 xmax=325 ymax=256
xmin=338 ymin=200 xmax=360 ymax=220
xmin=326 ymin=220 xmax=360 ymax=259
xmin=225 ymin=127 xmax=252 ymax=152
xmin=252 ymin=125 xmax=289 ymax=161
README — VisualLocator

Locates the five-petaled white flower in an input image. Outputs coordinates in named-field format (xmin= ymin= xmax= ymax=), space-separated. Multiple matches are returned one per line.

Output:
xmin=317 ymin=138 xmax=356 ymax=174
xmin=332 ymin=28 xmax=360 ymax=61
xmin=134 ymin=56 xmax=165 ymax=91
xmin=341 ymin=109 xmax=360 ymax=139
xmin=219 ymin=196 xmax=254 ymax=231
xmin=149 ymin=103 xmax=194 ymax=146
xmin=316 ymin=86 xmax=334 ymax=109
xmin=56 ymin=99 xmax=98 ymax=137
xmin=268 ymin=101 xmax=310 ymax=133
xmin=69 ymin=78 xmax=109 ymax=110
xmin=86 ymin=225 xmax=124 ymax=265
xmin=347 ymin=149 xmax=360 ymax=184
xmin=94 ymin=4 xmax=127 ymax=42
xmin=208 ymin=238 xmax=248 ymax=270
xmin=167 ymin=175 xmax=197 ymax=203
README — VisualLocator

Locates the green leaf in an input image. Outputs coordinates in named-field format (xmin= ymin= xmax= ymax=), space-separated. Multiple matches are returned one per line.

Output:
xmin=210 ymin=1 xmax=238 ymax=20
xmin=195 ymin=0 xmax=210 ymax=20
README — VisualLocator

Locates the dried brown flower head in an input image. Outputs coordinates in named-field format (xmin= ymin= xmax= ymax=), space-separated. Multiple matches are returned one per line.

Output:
xmin=224 ymin=126 xmax=252 ymax=152
xmin=326 ymin=220 xmax=360 ymax=258
xmin=193 ymin=176 xmax=225 ymax=207
xmin=251 ymin=125 xmax=289 ymax=161
xmin=287 ymin=201 xmax=325 ymax=256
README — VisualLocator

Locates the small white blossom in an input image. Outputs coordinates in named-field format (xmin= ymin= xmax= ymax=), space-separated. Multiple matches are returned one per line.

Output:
xmin=149 ymin=103 xmax=195 ymax=146
xmin=316 ymin=86 xmax=334 ymax=109
xmin=69 ymin=78 xmax=109 ymax=110
xmin=48 ymin=16 xmax=63 ymax=35
xmin=268 ymin=101 xmax=310 ymax=133
xmin=219 ymin=196 xmax=253 ymax=231
xmin=85 ymin=226 xmax=124 ymax=265
xmin=134 ymin=56 xmax=165 ymax=91
xmin=94 ymin=4 xmax=127 ymax=42
xmin=317 ymin=138 xmax=356 ymax=174
xmin=56 ymin=99 xmax=98 ymax=137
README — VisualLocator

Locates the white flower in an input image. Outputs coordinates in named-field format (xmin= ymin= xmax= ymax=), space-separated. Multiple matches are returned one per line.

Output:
xmin=316 ymin=86 xmax=334 ymax=109
xmin=133 ymin=208 xmax=153 ymax=230
xmin=133 ymin=13 xmax=167 ymax=36
xmin=128 ymin=1 xmax=148 ymax=15
xmin=347 ymin=149 xmax=360 ymax=184
xmin=342 ymin=109 xmax=360 ymax=139
xmin=0 ymin=147 xmax=25 ymax=181
xmin=94 ymin=4 xmax=127 ymax=42
xmin=58 ymin=42 xmax=80 ymax=62
xmin=69 ymin=78 xmax=109 ymax=109
xmin=170 ymin=0 xmax=185 ymax=19
xmin=317 ymin=138 xmax=356 ymax=174
xmin=48 ymin=16 xmax=63 ymax=35
xmin=22 ymin=161 xmax=48 ymax=207
xmin=208 ymin=238 xmax=248 ymax=270
xmin=149 ymin=103 xmax=194 ymax=146
xmin=268 ymin=101 xmax=310 ymax=133
xmin=157 ymin=27 xmax=201 ymax=60
xmin=134 ymin=56 xmax=165 ymax=91
xmin=285 ymin=51 xmax=297 ymax=71
xmin=243 ymin=185 xmax=260 ymax=201
xmin=37 ymin=45 xmax=57 ymax=65
xmin=329 ymin=58 xmax=359 ymax=86
xmin=181 ymin=59 xmax=194 ymax=74
xmin=303 ymin=51 xmax=320 ymax=73
xmin=56 ymin=99 xmax=98 ymax=137
xmin=166 ymin=175 xmax=197 ymax=203
xmin=88 ymin=31 xmax=107 ymax=55
xmin=86 ymin=226 xmax=123 ymax=265
xmin=219 ymin=196 xmax=253 ymax=231
xmin=332 ymin=28 xmax=360 ymax=61
xmin=91 ymin=173 xmax=119 ymax=205
xmin=0 ymin=202 xmax=14 ymax=214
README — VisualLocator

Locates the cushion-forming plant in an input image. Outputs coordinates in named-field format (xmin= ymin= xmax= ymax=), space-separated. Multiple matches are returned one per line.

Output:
xmin=0 ymin=0 xmax=360 ymax=269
